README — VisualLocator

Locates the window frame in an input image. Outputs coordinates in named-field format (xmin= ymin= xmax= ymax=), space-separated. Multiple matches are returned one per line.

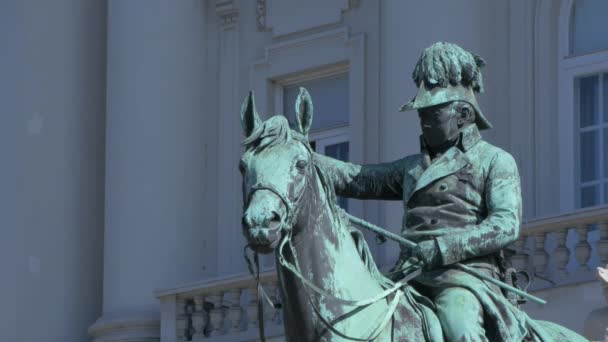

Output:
xmin=575 ymin=73 xmax=608 ymax=207
xmin=558 ymin=0 xmax=608 ymax=211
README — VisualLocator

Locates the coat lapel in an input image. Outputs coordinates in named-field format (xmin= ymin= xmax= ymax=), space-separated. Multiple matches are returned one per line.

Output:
xmin=404 ymin=156 xmax=425 ymax=204
xmin=411 ymin=146 xmax=470 ymax=194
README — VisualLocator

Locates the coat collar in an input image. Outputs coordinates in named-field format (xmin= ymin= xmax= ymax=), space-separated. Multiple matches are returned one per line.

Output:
xmin=406 ymin=124 xmax=481 ymax=200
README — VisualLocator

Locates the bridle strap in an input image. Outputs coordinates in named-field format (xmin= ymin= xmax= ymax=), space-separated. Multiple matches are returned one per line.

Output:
xmin=278 ymin=230 xmax=423 ymax=341
xmin=244 ymin=142 xmax=314 ymax=232
xmin=278 ymin=232 xmax=422 ymax=307
xmin=243 ymin=245 xmax=281 ymax=342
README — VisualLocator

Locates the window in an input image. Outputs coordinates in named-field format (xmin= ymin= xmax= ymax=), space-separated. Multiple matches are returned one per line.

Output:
xmin=283 ymin=73 xmax=350 ymax=210
xmin=560 ymin=1 xmax=608 ymax=209
xmin=577 ymin=74 xmax=608 ymax=207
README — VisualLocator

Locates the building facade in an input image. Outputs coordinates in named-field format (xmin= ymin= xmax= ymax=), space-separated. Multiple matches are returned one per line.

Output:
xmin=2 ymin=0 xmax=608 ymax=341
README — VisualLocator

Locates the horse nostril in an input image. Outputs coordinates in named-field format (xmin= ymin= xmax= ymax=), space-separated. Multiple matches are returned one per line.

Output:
xmin=269 ymin=212 xmax=281 ymax=229
xmin=242 ymin=215 xmax=251 ymax=229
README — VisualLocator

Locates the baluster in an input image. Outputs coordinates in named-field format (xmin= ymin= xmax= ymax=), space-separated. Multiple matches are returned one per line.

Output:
xmin=207 ymin=291 xmax=225 ymax=336
xmin=597 ymin=222 xmax=608 ymax=265
xmin=176 ymin=298 xmax=188 ymax=342
xmin=533 ymin=232 xmax=548 ymax=275
xmin=575 ymin=225 xmax=592 ymax=272
xmin=246 ymin=286 xmax=259 ymax=331
xmin=553 ymin=228 xmax=570 ymax=278
xmin=191 ymin=295 xmax=207 ymax=337
xmin=225 ymin=288 xmax=244 ymax=332
xmin=511 ymin=236 xmax=529 ymax=271
xmin=263 ymin=281 xmax=278 ymax=324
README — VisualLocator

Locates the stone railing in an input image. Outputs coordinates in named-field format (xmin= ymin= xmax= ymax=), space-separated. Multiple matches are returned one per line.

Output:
xmin=514 ymin=205 xmax=608 ymax=290
xmin=157 ymin=206 xmax=608 ymax=341
xmin=155 ymin=271 xmax=283 ymax=342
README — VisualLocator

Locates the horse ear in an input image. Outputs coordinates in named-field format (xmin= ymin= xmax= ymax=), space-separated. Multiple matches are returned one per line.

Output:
xmin=240 ymin=91 xmax=261 ymax=137
xmin=295 ymin=87 xmax=313 ymax=136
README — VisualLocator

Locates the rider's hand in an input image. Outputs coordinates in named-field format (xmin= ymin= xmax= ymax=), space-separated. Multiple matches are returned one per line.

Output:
xmin=414 ymin=239 xmax=441 ymax=269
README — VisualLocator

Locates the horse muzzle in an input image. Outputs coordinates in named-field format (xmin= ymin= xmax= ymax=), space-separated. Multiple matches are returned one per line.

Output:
xmin=245 ymin=226 xmax=283 ymax=254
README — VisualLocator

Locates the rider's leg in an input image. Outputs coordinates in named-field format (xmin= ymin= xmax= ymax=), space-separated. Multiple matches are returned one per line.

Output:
xmin=434 ymin=286 xmax=487 ymax=342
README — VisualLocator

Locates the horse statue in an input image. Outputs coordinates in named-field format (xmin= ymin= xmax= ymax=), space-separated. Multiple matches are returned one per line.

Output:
xmin=238 ymin=88 xmax=588 ymax=341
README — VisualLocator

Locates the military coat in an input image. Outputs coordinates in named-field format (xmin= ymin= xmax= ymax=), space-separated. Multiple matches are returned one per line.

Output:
xmin=314 ymin=124 xmax=521 ymax=267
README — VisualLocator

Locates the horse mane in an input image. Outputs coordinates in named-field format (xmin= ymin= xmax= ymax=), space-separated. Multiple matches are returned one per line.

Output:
xmin=314 ymin=162 xmax=395 ymax=290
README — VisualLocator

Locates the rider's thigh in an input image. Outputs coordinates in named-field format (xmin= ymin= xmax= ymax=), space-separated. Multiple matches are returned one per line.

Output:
xmin=434 ymin=287 xmax=488 ymax=342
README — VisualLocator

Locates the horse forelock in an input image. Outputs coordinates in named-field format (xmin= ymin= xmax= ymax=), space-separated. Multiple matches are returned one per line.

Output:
xmin=243 ymin=115 xmax=313 ymax=153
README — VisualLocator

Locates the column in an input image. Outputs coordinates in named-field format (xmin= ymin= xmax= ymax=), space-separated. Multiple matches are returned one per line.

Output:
xmin=89 ymin=1 xmax=208 ymax=341
xmin=215 ymin=1 xmax=244 ymax=275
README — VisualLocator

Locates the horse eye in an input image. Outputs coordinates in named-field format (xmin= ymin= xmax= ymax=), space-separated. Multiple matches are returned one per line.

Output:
xmin=296 ymin=160 xmax=308 ymax=170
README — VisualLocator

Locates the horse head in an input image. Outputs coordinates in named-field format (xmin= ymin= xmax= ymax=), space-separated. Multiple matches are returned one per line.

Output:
xmin=240 ymin=88 xmax=314 ymax=254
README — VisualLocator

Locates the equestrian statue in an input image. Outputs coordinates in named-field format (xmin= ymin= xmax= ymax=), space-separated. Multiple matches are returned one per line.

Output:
xmin=239 ymin=42 xmax=588 ymax=341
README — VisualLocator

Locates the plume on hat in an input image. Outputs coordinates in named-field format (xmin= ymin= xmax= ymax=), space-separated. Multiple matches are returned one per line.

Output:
xmin=412 ymin=42 xmax=486 ymax=93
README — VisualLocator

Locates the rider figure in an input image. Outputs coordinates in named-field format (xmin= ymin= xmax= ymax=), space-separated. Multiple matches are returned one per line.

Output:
xmin=314 ymin=42 xmax=529 ymax=341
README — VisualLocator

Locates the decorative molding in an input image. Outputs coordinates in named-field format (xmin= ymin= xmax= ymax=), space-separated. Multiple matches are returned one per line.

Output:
xmin=347 ymin=0 xmax=361 ymax=11
xmin=532 ymin=0 xmax=561 ymax=216
xmin=216 ymin=0 xmax=242 ymax=276
xmin=216 ymin=0 xmax=239 ymax=28
xmin=255 ymin=0 xmax=361 ymax=36
xmin=88 ymin=310 xmax=160 ymax=342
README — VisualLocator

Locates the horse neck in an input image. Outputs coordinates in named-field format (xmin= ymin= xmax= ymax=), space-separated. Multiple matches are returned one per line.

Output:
xmin=284 ymin=170 xmax=385 ymax=301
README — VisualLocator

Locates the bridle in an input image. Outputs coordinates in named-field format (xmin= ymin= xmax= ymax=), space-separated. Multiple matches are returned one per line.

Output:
xmin=243 ymin=141 xmax=422 ymax=341
xmin=243 ymin=139 xmax=315 ymax=235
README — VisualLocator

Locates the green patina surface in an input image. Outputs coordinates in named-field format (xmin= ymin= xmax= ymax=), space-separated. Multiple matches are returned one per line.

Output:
xmin=239 ymin=42 xmax=588 ymax=341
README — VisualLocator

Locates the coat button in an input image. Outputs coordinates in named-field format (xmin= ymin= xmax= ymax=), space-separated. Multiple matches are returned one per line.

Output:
xmin=438 ymin=183 xmax=448 ymax=191
xmin=430 ymin=218 xmax=439 ymax=225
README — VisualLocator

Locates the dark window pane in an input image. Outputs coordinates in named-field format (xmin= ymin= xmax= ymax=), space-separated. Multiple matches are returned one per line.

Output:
xmin=325 ymin=142 xmax=349 ymax=161
xmin=580 ymin=75 xmax=599 ymax=128
xmin=604 ymin=74 xmax=608 ymax=122
xmin=283 ymin=73 xmax=349 ymax=132
xmin=580 ymin=130 xmax=599 ymax=182
xmin=604 ymin=128 xmax=608 ymax=178
xmin=581 ymin=185 xmax=600 ymax=207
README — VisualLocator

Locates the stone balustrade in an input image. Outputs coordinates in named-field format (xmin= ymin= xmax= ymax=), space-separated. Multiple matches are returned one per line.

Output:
xmin=156 ymin=271 xmax=284 ymax=342
xmin=514 ymin=205 xmax=608 ymax=290
xmin=156 ymin=206 xmax=608 ymax=341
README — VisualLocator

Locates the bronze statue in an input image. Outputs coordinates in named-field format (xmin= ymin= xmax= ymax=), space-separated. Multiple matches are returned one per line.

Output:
xmin=239 ymin=42 xmax=587 ymax=341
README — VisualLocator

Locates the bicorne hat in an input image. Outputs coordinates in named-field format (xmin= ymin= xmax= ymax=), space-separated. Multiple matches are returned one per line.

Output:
xmin=399 ymin=42 xmax=493 ymax=130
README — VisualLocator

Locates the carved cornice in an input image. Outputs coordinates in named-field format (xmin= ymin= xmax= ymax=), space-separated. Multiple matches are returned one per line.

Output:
xmin=256 ymin=0 xmax=360 ymax=33
xmin=216 ymin=0 xmax=239 ymax=28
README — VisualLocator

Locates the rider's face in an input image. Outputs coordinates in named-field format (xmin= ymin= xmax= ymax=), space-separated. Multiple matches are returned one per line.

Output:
xmin=418 ymin=103 xmax=460 ymax=148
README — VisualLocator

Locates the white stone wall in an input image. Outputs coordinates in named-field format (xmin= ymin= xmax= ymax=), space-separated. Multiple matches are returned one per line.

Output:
xmin=0 ymin=2 xmax=23 ymax=341
xmin=0 ymin=0 xmax=107 ymax=341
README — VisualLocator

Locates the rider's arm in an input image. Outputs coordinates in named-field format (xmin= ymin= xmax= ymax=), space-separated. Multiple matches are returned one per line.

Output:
xmin=419 ymin=150 xmax=522 ymax=267
xmin=313 ymin=153 xmax=407 ymax=200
